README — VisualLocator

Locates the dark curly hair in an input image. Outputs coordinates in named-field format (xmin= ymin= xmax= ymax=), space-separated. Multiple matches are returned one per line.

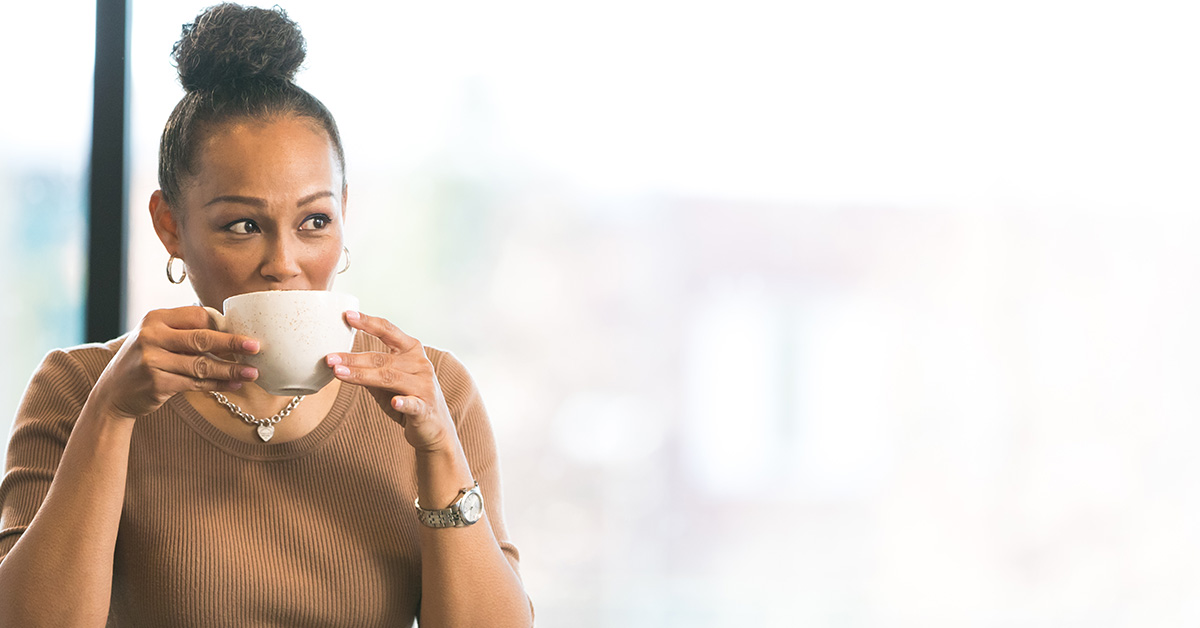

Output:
xmin=158 ymin=3 xmax=346 ymax=207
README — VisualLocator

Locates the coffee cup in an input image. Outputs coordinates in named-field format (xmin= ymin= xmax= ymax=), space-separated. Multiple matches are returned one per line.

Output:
xmin=203 ymin=290 xmax=359 ymax=396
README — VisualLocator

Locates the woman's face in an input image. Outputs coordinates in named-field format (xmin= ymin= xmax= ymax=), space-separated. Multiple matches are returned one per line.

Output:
xmin=161 ymin=115 xmax=346 ymax=310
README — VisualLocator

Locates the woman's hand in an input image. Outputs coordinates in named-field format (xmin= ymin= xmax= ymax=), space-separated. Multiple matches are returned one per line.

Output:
xmin=324 ymin=311 xmax=455 ymax=453
xmin=90 ymin=306 xmax=261 ymax=421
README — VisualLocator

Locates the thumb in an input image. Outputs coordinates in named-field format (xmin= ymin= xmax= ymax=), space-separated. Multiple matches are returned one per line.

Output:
xmin=391 ymin=395 xmax=426 ymax=417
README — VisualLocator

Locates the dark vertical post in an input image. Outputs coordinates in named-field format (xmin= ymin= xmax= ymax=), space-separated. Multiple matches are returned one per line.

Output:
xmin=86 ymin=0 xmax=131 ymax=343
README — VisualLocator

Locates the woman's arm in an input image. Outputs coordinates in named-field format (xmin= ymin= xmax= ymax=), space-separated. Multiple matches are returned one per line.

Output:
xmin=414 ymin=444 xmax=532 ymax=627
xmin=328 ymin=311 xmax=533 ymax=628
xmin=0 ymin=308 xmax=260 ymax=627
xmin=0 ymin=391 xmax=136 ymax=626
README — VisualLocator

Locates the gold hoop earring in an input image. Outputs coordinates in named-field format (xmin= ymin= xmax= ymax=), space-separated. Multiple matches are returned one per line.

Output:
xmin=166 ymin=254 xmax=187 ymax=284
xmin=338 ymin=246 xmax=351 ymax=274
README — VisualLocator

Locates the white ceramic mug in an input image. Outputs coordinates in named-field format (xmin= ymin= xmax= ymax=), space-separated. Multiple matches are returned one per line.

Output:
xmin=204 ymin=290 xmax=359 ymax=396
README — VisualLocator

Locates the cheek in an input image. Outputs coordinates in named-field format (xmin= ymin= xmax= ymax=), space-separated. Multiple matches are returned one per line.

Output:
xmin=183 ymin=242 xmax=253 ymax=281
xmin=302 ymin=240 xmax=344 ymax=274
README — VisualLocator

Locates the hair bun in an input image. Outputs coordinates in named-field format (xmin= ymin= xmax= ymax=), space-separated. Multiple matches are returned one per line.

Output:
xmin=172 ymin=3 xmax=306 ymax=93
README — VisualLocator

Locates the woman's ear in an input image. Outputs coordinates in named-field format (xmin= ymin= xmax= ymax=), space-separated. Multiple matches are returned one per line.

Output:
xmin=149 ymin=190 xmax=182 ymax=253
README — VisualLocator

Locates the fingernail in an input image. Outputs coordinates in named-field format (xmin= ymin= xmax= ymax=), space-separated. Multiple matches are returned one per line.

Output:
xmin=346 ymin=310 xmax=360 ymax=322
xmin=241 ymin=367 xmax=258 ymax=379
xmin=227 ymin=381 xmax=243 ymax=391
xmin=392 ymin=397 xmax=404 ymax=410
xmin=334 ymin=365 xmax=350 ymax=377
xmin=326 ymin=354 xmax=342 ymax=366
xmin=243 ymin=339 xmax=260 ymax=353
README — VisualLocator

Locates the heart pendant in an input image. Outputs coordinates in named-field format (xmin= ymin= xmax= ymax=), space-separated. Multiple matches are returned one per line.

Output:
xmin=256 ymin=424 xmax=275 ymax=442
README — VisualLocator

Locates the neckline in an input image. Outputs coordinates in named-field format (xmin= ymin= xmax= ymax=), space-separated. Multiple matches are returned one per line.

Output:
xmin=167 ymin=334 xmax=364 ymax=461
xmin=170 ymin=381 xmax=359 ymax=461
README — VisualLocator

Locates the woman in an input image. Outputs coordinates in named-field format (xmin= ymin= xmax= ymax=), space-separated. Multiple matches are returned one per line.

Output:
xmin=0 ymin=4 xmax=532 ymax=626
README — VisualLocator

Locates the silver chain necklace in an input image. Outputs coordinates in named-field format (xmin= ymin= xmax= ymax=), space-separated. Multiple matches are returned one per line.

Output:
xmin=209 ymin=392 xmax=305 ymax=442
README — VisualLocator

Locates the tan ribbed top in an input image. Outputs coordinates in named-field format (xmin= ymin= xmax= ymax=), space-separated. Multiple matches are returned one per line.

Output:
xmin=0 ymin=332 xmax=521 ymax=627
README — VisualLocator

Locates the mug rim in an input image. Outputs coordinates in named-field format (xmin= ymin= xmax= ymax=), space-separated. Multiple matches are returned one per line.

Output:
xmin=222 ymin=289 xmax=358 ymax=309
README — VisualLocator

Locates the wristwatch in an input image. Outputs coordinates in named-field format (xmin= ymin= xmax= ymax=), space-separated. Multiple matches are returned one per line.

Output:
xmin=415 ymin=481 xmax=484 ymax=528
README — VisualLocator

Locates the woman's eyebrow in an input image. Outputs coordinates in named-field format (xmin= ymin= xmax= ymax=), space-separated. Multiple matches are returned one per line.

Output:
xmin=203 ymin=191 xmax=334 ymax=208
xmin=205 ymin=195 xmax=265 ymax=208
xmin=298 ymin=191 xmax=335 ymax=206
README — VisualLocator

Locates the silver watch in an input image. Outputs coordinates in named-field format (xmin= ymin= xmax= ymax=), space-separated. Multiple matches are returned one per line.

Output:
xmin=415 ymin=482 xmax=484 ymax=528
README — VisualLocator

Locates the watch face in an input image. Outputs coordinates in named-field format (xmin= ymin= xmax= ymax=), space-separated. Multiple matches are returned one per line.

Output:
xmin=461 ymin=491 xmax=484 ymax=523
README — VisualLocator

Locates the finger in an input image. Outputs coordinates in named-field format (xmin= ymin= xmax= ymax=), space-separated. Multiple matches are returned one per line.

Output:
xmin=142 ymin=306 xmax=260 ymax=355
xmin=390 ymin=395 xmax=426 ymax=416
xmin=158 ymin=328 xmax=260 ymax=356
xmin=325 ymin=351 xmax=389 ymax=369
xmin=330 ymin=361 xmax=424 ymax=393
xmin=155 ymin=305 xmax=222 ymax=331
xmin=324 ymin=351 xmax=429 ymax=373
xmin=153 ymin=347 xmax=259 ymax=383
xmin=344 ymin=311 xmax=420 ymax=352
xmin=159 ymin=371 xmax=247 ymax=393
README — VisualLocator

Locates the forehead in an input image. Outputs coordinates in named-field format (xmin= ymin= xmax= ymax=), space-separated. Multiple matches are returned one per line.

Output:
xmin=190 ymin=115 xmax=341 ymax=193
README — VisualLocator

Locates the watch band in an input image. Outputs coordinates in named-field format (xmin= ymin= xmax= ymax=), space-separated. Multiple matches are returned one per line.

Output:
xmin=415 ymin=481 xmax=483 ymax=528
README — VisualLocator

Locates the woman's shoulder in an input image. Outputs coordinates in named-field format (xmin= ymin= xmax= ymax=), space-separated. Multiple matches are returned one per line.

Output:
xmin=15 ymin=335 xmax=129 ymax=427
xmin=44 ymin=334 xmax=129 ymax=383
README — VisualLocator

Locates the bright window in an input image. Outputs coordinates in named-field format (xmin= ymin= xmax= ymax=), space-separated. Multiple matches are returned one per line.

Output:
xmin=0 ymin=2 xmax=93 ymax=438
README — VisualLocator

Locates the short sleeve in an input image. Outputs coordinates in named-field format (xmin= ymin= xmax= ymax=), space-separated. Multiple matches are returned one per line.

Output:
xmin=0 ymin=349 xmax=96 ymax=563
xmin=428 ymin=348 xmax=523 ymax=575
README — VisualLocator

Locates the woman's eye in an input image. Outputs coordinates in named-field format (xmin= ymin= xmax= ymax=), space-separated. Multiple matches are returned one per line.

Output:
xmin=225 ymin=219 xmax=259 ymax=235
xmin=300 ymin=214 xmax=331 ymax=231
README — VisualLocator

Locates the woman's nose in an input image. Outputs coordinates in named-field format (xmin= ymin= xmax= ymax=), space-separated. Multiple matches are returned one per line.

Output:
xmin=260 ymin=235 xmax=303 ymax=282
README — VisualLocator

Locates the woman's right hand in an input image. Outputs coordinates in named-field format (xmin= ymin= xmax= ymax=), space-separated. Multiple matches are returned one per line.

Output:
xmin=89 ymin=306 xmax=261 ymax=420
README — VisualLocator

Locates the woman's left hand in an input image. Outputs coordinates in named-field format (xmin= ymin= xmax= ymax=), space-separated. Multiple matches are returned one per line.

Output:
xmin=325 ymin=310 xmax=455 ymax=453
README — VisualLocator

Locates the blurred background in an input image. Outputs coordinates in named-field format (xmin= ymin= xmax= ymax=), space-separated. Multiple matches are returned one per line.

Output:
xmin=5 ymin=0 xmax=1200 ymax=625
